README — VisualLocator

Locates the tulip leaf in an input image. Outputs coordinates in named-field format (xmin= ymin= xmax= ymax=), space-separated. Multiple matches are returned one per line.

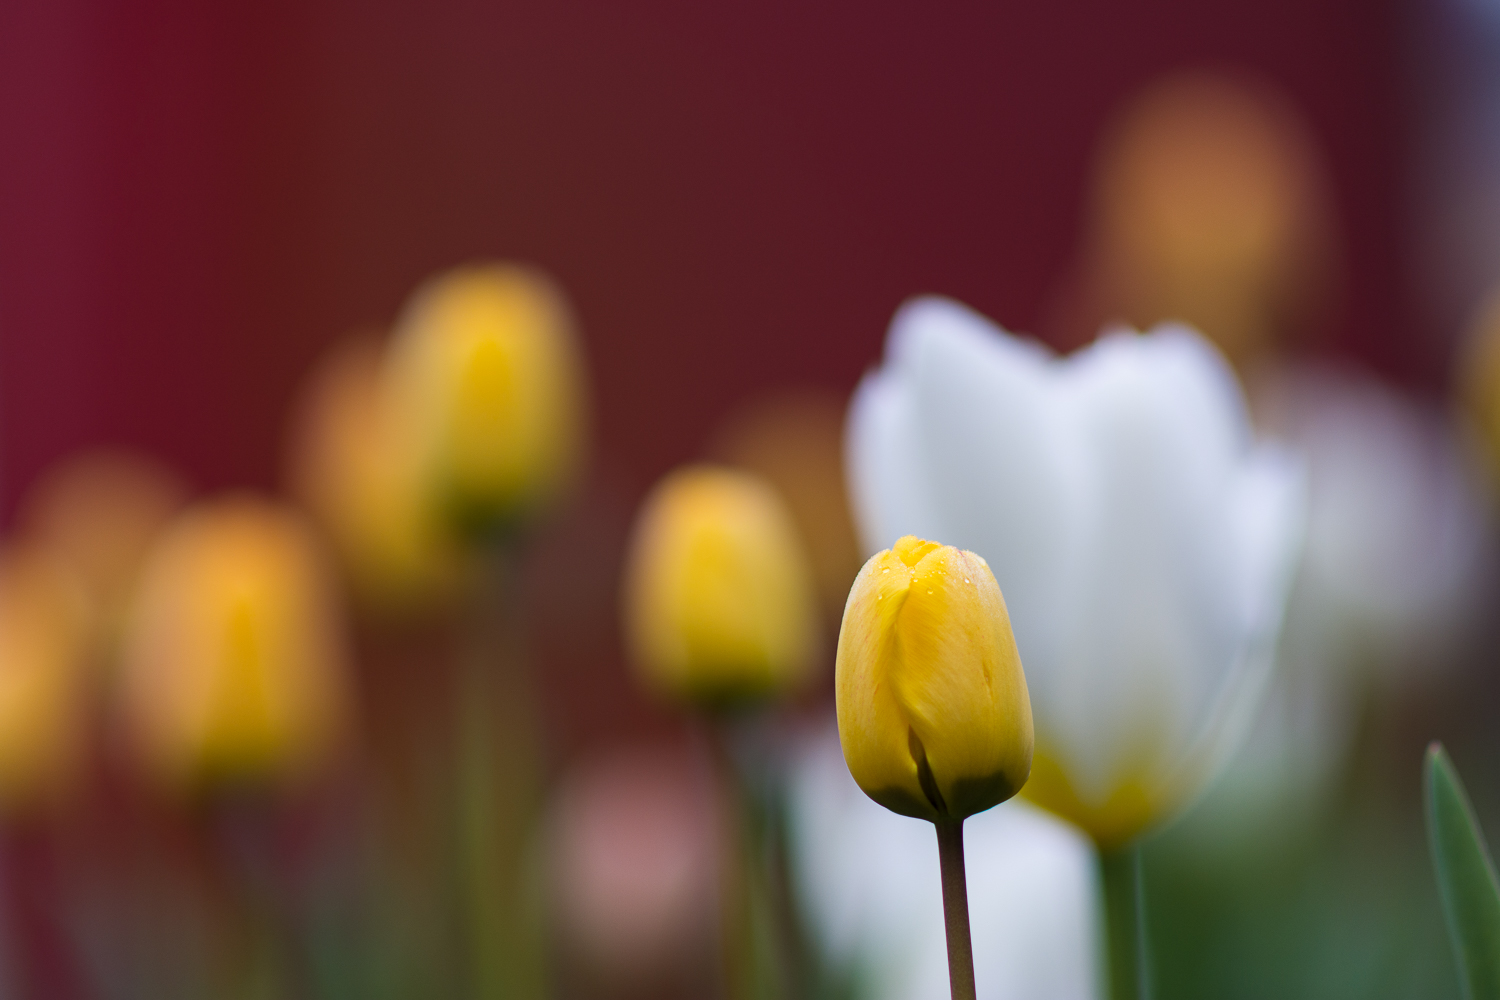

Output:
xmin=1426 ymin=742 xmax=1500 ymax=1000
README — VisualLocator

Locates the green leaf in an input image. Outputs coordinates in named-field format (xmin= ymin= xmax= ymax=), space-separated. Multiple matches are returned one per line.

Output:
xmin=1426 ymin=742 xmax=1500 ymax=1000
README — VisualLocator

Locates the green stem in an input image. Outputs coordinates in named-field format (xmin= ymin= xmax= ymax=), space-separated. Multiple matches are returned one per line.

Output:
xmin=454 ymin=550 xmax=545 ymax=1000
xmin=935 ymin=820 xmax=976 ymax=1000
xmin=708 ymin=724 xmax=794 ymax=1000
xmin=709 ymin=726 xmax=756 ymax=1000
xmin=213 ymin=801 xmax=299 ymax=1000
xmin=1100 ymin=847 xmax=1150 ymax=1000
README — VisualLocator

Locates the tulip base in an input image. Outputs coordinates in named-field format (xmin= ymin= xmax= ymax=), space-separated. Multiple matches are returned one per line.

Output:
xmin=1100 ymin=847 xmax=1150 ymax=1000
xmin=935 ymin=819 xmax=976 ymax=1000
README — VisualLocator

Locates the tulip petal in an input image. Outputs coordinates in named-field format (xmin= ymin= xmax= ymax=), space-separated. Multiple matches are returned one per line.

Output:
xmin=1167 ymin=441 xmax=1304 ymax=810
xmin=847 ymin=368 xmax=946 ymax=555
xmin=836 ymin=550 xmax=933 ymax=819
xmin=888 ymin=546 xmax=1032 ymax=819
xmin=1042 ymin=324 xmax=1258 ymax=804
xmin=895 ymin=296 xmax=1084 ymax=695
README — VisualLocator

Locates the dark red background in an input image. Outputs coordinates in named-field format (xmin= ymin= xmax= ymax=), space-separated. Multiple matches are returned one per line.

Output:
xmin=0 ymin=0 xmax=1411 ymax=523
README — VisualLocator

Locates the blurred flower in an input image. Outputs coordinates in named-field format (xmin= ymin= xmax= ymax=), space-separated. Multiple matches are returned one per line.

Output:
xmin=118 ymin=496 xmax=352 ymax=793
xmin=708 ymin=390 xmax=863 ymax=624
xmin=847 ymin=298 xmax=1304 ymax=850
xmin=622 ymin=465 xmax=820 ymax=708
xmin=1050 ymin=72 xmax=1335 ymax=371
xmin=386 ymin=262 xmax=589 ymax=536
xmin=0 ymin=543 xmax=90 ymax=813
xmin=287 ymin=335 xmax=470 ymax=614
xmin=1187 ymin=363 xmax=1488 ymax=842
xmin=792 ymin=724 xmax=1099 ymax=1000
xmin=548 ymin=747 xmax=719 ymax=994
xmin=1458 ymin=286 xmax=1500 ymax=493
xmin=836 ymin=535 xmax=1032 ymax=823
xmin=16 ymin=450 xmax=188 ymax=654
xmin=1258 ymin=365 xmax=1483 ymax=686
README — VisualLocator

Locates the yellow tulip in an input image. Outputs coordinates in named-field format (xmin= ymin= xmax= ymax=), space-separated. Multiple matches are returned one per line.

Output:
xmin=1081 ymin=73 xmax=1332 ymax=371
xmin=118 ymin=497 xmax=352 ymax=792
xmin=835 ymin=536 xmax=1033 ymax=823
xmin=0 ymin=543 xmax=90 ymax=812
xmin=288 ymin=335 xmax=470 ymax=613
xmin=623 ymin=465 xmax=819 ymax=708
xmin=17 ymin=450 xmax=187 ymax=654
xmin=386 ymin=262 xmax=589 ymax=536
xmin=1459 ymin=287 xmax=1500 ymax=492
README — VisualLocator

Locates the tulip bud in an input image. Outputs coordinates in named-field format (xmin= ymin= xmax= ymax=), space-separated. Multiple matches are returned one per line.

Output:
xmin=0 ymin=543 xmax=90 ymax=812
xmin=1459 ymin=287 xmax=1500 ymax=492
xmin=288 ymin=335 xmax=470 ymax=613
xmin=118 ymin=497 xmax=352 ymax=793
xmin=386 ymin=262 xmax=589 ymax=536
xmin=17 ymin=451 xmax=187 ymax=655
xmin=835 ymin=536 xmax=1033 ymax=823
xmin=623 ymin=465 xmax=819 ymax=708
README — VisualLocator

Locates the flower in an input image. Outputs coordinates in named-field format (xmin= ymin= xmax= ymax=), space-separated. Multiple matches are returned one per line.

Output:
xmin=1185 ymin=363 xmax=1487 ymax=846
xmin=1458 ymin=285 xmax=1500 ymax=492
xmin=835 ymin=536 xmax=1033 ymax=824
xmin=791 ymin=725 xmax=1100 ymax=1000
xmin=1053 ymin=72 xmax=1333 ymax=371
xmin=547 ymin=748 xmax=720 ymax=989
xmin=117 ymin=496 xmax=352 ymax=792
xmin=847 ymin=297 xmax=1304 ymax=850
xmin=0 ymin=543 xmax=90 ymax=812
xmin=287 ymin=335 xmax=470 ymax=613
xmin=17 ymin=450 xmax=187 ymax=653
xmin=385 ymin=262 xmax=589 ymax=536
xmin=622 ymin=465 xmax=819 ymax=708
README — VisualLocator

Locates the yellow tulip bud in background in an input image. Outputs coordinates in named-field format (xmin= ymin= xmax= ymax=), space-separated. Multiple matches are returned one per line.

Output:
xmin=623 ymin=465 xmax=820 ymax=708
xmin=386 ymin=262 xmax=589 ymax=536
xmin=288 ymin=335 xmax=470 ymax=614
xmin=1458 ymin=286 xmax=1500 ymax=493
xmin=17 ymin=450 xmax=187 ymax=655
xmin=118 ymin=497 xmax=352 ymax=793
xmin=836 ymin=536 xmax=1033 ymax=823
xmin=0 ymin=543 xmax=90 ymax=813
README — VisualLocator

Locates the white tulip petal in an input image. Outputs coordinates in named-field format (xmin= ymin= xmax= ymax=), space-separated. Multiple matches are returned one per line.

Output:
xmin=1027 ymin=325 xmax=1252 ymax=802
xmin=847 ymin=368 xmax=945 ymax=555
xmin=1168 ymin=442 xmax=1305 ymax=811
xmin=897 ymin=296 xmax=1084 ymax=686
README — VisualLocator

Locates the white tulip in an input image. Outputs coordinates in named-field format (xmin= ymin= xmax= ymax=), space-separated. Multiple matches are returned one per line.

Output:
xmin=846 ymin=296 xmax=1305 ymax=850
xmin=790 ymin=724 xmax=1100 ymax=1000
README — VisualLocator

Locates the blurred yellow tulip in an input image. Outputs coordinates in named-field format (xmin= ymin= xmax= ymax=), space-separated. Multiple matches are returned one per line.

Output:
xmin=386 ymin=262 xmax=589 ymax=536
xmin=17 ymin=450 xmax=187 ymax=654
xmin=118 ymin=497 xmax=352 ymax=793
xmin=835 ymin=536 xmax=1033 ymax=823
xmin=1459 ymin=287 xmax=1500 ymax=491
xmin=623 ymin=465 xmax=819 ymax=708
xmin=1055 ymin=72 xmax=1335 ymax=372
xmin=0 ymin=543 xmax=90 ymax=812
xmin=288 ymin=335 xmax=470 ymax=614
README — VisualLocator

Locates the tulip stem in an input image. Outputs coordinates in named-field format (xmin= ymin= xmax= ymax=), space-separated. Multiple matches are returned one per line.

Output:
xmin=454 ymin=549 xmax=546 ymax=1000
xmin=935 ymin=819 xmax=977 ymax=1000
xmin=707 ymin=723 xmax=793 ymax=1000
xmin=1100 ymin=847 xmax=1151 ymax=1000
